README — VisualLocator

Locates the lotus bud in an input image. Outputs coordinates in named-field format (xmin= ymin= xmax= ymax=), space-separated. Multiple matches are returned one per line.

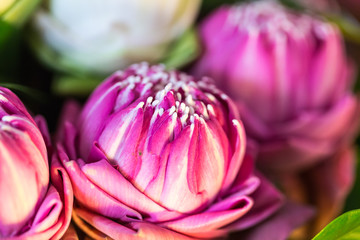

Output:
xmin=193 ymin=1 xmax=359 ymax=172
xmin=56 ymin=63 xmax=313 ymax=239
xmin=0 ymin=87 xmax=72 ymax=239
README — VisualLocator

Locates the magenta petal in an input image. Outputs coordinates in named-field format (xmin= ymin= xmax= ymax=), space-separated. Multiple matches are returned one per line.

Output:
xmin=57 ymin=147 xmax=142 ymax=222
xmin=78 ymin=82 xmax=120 ymax=159
xmin=4 ymin=183 xmax=72 ymax=240
xmin=161 ymin=196 xmax=253 ymax=238
xmin=258 ymin=138 xmax=332 ymax=172
xmin=56 ymin=100 xmax=82 ymax=144
xmin=130 ymin=222 xmax=194 ymax=240
xmin=34 ymin=115 xmax=52 ymax=150
xmin=27 ymin=186 xmax=63 ymax=235
xmin=220 ymin=119 xmax=246 ymax=195
xmin=74 ymin=208 xmax=137 ymax=239
xmin=49 ymin=151 xmax=74 ymax=240
xmin=236 ymin=202 xmax=314 ymax=240
xmin=275 ymin=95 xmax=358 ymax=140
xmin=227 ymin=151 xmax=258 ymax=196
xmin=225 ymin=173 xmax=284 ymax=231
xmin=309 ymin=27 xmax=349 ymax=107
xmin=2 ymin=187 xmax=62 ymax=240
xmin=74 ymin=209 xmax=193 ymax=240
xmin=82 ymin=159 xmax=183 ymax=222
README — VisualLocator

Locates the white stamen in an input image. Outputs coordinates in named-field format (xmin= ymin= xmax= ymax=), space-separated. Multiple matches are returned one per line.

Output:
xmin=141 ymin=83 xmax=153 ymax=95
xmin=169 ymin=106 xmax=176 ymax=115
xmin=184 ymin=106 xmax=190 ymax=115
xmin=146 ymin=96 xmax=153 ymax=105
xmin=128 ymin=83 xmax=135 ymax=90
xmin=164 ymin=83 xmax=173 ymax=92
xmin=205 ymin=93 xmax=216 ymax=102
xmin=185 ymin=94 xmax=195 ymax=106
xmin=189 ymin=106 xmax=195 ymax=115
xmin=181 ymin=114 xmax=188 ymax=125
xmin=190 ymin=115 xmax=195 ymax=123
xmin=159 ymin=108 xmax=164 ymax=116
xmin=207 ymin=104 xmax=215 ymax=116
xmin=137 ymin=102 xmax=145 ymax=109
xmin=152 ymin=100 xmax=160 ymax=107
xmin=177 ymin=93 xmax=182 ymax=101
xmin=179 ymin=102 xmax=186 ymax=112
xmin=221 ymin=94 xmax=228 ymax=100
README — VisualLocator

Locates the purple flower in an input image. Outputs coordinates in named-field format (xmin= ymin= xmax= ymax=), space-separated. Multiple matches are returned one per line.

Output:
xmin=55 ymin=63 xmax=312 ymax=239
xmin=0 ymin=87 xmax=73 ymax=239
xmin=193 ymin=1 xmax=359 ymax=172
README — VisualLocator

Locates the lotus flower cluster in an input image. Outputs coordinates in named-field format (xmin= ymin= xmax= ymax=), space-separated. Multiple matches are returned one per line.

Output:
xmin=193 ymin=1 xmax=359 ymax=173
xmin=0 ymin=87 xmax=72 ymax=239
xmin=55 ymin=63 xmax=311 ymax=239
xmin=32 ymin=0 xmax=201 ymax=74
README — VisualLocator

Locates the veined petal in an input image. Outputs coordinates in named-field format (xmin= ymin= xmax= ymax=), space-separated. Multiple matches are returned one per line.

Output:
xmin=162 ymin=196 xmax=252 ymax=238
xmin=59 ymin=152 xmax=142 ymax=222
xmin=82 ymin=159 xmax=183 ymax=222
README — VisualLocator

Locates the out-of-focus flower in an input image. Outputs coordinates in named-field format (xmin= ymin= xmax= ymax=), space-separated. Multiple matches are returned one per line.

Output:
xmin=55 ymin=63 xmax=312 ymax=239
xmin=0 ymin=87 xmax=73 ymax=239
xmin=31 ymin=0 xmax=201 ymax=75
xmin=193 ymin=1 xmax=359 ymax=173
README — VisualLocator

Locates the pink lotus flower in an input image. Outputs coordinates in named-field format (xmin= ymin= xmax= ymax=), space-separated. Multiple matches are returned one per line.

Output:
xmin=0 ymin=87 xmax=73 ymax=239
xmin=193 ymin=1 xmax=359 ymax=173
xmin=55 ymin=63 xmax=312 ymax=239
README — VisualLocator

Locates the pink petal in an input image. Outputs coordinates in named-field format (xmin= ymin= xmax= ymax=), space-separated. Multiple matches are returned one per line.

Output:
xmin=233 ymin=202 xmax=314 ymax=240
xmin=220 ymin=119 xmax=246 ymax=195
xmin=160 ymin=118 xmax=225 ymax=213
xmin=73 ymin=208 xmax=193 ymax=240
xmin=77 ymin=82 xmax=120 ymax=159
xmin=57 ymin=147 xmax=142 ymax=222
xmin=73 ymin=208 xmax=136 ymax=239
xmin=49 ymin=152 xmax=74 ymax=240
xmin=161 ymin=196 xmax=253 ymax=238
xmin=225 ymin=173 xmax=284 ymax=231
xmin=82 ymin=159 xmax=183 ymax=222
xmin=56 ymin=100 xmax=81 ymax=144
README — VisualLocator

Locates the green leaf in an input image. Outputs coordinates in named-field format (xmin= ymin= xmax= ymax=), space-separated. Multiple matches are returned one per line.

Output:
xmin=161 ymin=28 xmax=200 ymax=70
xmin=313 ymin=209 xmax=360 ymax=240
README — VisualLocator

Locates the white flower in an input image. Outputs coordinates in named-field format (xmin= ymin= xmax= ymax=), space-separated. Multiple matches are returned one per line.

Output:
xmin=33 ymin=0 xmax=201 ymax=74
